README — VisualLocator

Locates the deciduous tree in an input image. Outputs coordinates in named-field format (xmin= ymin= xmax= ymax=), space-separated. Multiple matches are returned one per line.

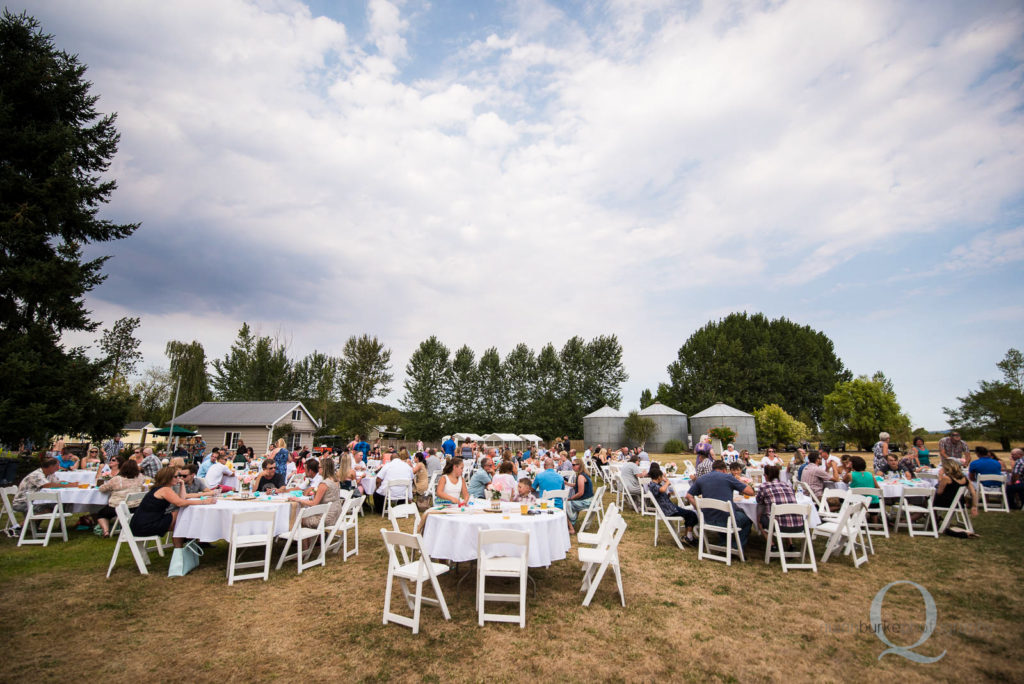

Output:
xmin=944 ymin=348 xmax=1024 ymax=451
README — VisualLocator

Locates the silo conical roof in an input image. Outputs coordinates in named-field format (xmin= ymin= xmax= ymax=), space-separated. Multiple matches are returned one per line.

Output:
xmin=638 ymin=402 xmax=686 ymax=416
xmin=691 ymin=401 xmax=753 ymax=418
xmin=584 ymin=405 xmax=627 ymax=418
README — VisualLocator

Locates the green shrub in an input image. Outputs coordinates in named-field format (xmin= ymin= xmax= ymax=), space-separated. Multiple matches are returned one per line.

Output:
xmin=662 ymin=439 xmax=686 ymax=454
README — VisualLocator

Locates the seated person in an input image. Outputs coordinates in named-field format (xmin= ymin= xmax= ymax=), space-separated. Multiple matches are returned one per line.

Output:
xmin=618 ymin=455 xmax=647 ymax=499
xmin=513 ymin=477 xmax=537 ymax=504
xmin=878 ymin=453 xmax=913 ymax=479
xmin=81 ymin=447 xmax=102 ymax=469
xmin=686 ymin=460 xmax=754 ymax=550
xmin=253 ymin=459 xmax=285 ymax=493
xmin=761 ymin=449 xmax=784 ymax=468
xmin=967 ymin=446 xmax=1004 ymax=487
xmin=646 ymin=463 xmax=697 ymax=545
xmin=799 ymin=452 xmax=838 ymax=500
xmin=94 ymin=459 xmax=146 ymax=537
xmin=755 ymin=464 xmax=804 ymax=540
xmin=181 ymin=464 xmax=210 ymax=495
xmin=204 ymin=453 xmax=234 ymax=491
xmin=304 ymin=458 xmax=323 ymax=492
xmin=55 ymin=447 xmax=80 ymax=471
xmin=12 ymin=456 xmax=76 ymax=513
xmin=728 ymin=462 xmax=751 ymax=484
xmin=490 ymin=460 xmax=518 ymax=499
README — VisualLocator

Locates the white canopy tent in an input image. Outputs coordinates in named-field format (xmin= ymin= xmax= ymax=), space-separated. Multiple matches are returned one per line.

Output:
xmin=452 ymin=432 xmax=484 ymax=442
xmin=481 ymin=433 xmax=525 ymax=446
xmin=519 ymin=434 xmax=544 ymax=444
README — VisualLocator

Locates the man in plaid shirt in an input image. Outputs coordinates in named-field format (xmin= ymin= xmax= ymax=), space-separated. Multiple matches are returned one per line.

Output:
xmin=756 ymin=465 xmax=804 ymax=533
xmin=1008 ymin=448 xmax=1024 ymax=510
xmin=695 ymin=453 xmax=715 ymax=477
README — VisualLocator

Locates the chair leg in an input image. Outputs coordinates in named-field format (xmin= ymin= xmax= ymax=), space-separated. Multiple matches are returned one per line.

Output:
xmin=613 ymin=562 xmax=625 ymax=606
xmin=276 ymin=537 xmax=293 ymax=570
xmin=411 ymin=580 xmax=424 ymax=635
xmin=582 ymin=561 xmax=608 ymax=607
xmin=383 ymin=565 xmax=394 ymax=625
xmin=106 ymin=538 xmax=122 ymax=578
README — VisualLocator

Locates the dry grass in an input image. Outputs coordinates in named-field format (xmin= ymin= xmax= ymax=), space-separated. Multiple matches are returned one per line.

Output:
xmin=1 ymin=481 xmax=1022 ymax=683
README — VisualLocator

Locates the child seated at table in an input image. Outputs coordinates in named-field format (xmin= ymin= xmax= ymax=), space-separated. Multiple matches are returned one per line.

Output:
xmin=513 ymin=478 xmax=537 ymax=504
xmin=729 ymin=462 xmax=752 ymax=485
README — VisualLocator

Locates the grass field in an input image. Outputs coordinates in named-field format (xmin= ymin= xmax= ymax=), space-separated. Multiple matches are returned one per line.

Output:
xmin=1 ymin=467 xmax=1022 ymax=683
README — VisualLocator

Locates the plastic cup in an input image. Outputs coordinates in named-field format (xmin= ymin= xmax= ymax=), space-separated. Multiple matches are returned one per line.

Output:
xmin=520 ymin=504 xmax=528 ymax=515
xmin=541 ymin=501 xmax=548 ymax=510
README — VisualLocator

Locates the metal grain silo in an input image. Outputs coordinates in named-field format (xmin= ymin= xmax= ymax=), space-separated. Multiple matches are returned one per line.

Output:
xmin=637 ymin=402 xmax=688 ymax=452
xmin=583 ymin=405 xmax=626 ymax=449
xmin=689 ymin=402 xmax=758 ymax=454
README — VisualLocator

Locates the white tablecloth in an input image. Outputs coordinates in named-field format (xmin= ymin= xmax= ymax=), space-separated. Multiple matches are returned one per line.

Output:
xmin=175 ymin=497 xmax=298 ymax=542
xmin=733 ymin=492 xmax=822 ymax=529
xmin=46 ymin=487 xmax=109 ymax=512
xmin=56 ymin=471 xmax=96 ymax=485
xmin=833 ymin=478 xmax=936 ymax=498
xmin=422 ymin=502 xmax=572 ymax=568
xmin=360 ymin=476 xmax=377 ymax=496
xmin=220 ymin=473 xmax=239 ymax=490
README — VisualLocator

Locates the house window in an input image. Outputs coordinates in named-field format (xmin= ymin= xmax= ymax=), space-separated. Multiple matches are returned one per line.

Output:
xmin=288 ymin=433 xmax=302 ymax=451
xmin=223 ymin=432 xmax=240 ymax=449
xmin=291 ymin=409 xmax=301 ymax=421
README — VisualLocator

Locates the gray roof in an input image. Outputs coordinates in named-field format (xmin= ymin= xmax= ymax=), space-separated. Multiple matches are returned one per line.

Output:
xmin=584 ymin=405 xmax=627 ymax=418
xmin=691 ymin=402 xmax=753 ymax=419
xmin=171 ymin=401 xmax=320 ymax=428
xmin=638 ymin=402 xmax=686 ymax=417
xmin=122 ymin=421 xmax=154 ymax=430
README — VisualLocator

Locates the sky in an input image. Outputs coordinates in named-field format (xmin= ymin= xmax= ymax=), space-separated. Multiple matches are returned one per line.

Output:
xmin=17 ymin=0 xmax=1024 ymax=430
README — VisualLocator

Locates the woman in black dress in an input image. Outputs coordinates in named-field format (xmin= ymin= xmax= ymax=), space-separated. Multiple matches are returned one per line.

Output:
xmin=130 ymin=466 xmax=215 ymax=547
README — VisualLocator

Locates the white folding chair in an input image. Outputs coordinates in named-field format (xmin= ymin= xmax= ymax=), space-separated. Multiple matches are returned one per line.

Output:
xmin=764 ymin=503 xmax=816 ymax=573
xmin=813 ymin=494 xmax=870 ymax=568
xmin=894 ymin=487 xmax=938 ymax=538
xmin=1 ymin=486 xmax=19 ymax=536
xmin=541 ymin=488 xmax=569 ymax=510
xmin=644 ymin=488 xmax=686 ymax=549
xmin=851 ymin=487 xmax=889 ymax=538
xmin=477 ymin=528 xmax=529 ymax=628
xmin=382 ymin=478 xmax=412 ymax=518
xmin=275 ymin=503 xmax=329 ymax=574
xmin=747 ymin=468 xmax=764 ymax=486
xmin=425 ymin=472 xmax=439 ymax=501
xmin=17 ymin=491 xmax=70 ymax=547
xmin=106 ymin=502 xmax=165 ymax=577
xmin=794 ymin=480 xmax=821 ymax=508
xmin=637 ymin=478 xmax=655 ymax=516
xmin=578 ymin=503 xmax=620 ymax=547
xmin=109 ymin=491 xmax=147 ymax=537
xmin=325 ymin=495 xmax=363 ymax=560
xmin=977 ymin=474 xmax=1009 ymax=512
xmin=694 ymin=497 xmax=745 ymax=565
xmin=615 ymin=472 xmax=640 ymax=513
xmin=576 ymin=485 xmax=606 ymax=535
xmin=817 ymin=488 xmax=848 ymax=523
xmin=683 ymin=461 xmax=696 ymax=478
xmin=227 ymin=510 xmax=276 ymax=585
xmin=381 ymin=528 xmax=451 ymax=634
xmin=917 ymin=472 xmax=939 ymax=483
xmin=934 ymin=485 xmax=974 ymax=534
xmin=579 ymin=515 xmax=627 ymax=607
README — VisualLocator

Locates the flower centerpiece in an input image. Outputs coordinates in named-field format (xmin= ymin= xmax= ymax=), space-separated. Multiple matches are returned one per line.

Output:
xmin=665 ymin=462 xmax=678 ymax=475
xmin=487 ymin=485 xmax=502 ymax=510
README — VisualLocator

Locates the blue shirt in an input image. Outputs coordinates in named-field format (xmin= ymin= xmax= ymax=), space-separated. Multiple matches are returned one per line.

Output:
xmin=56 ymin=456 xmax=76 ymax=470
xmin=197 ymin=455 xmax=214 ymax=478
xmin=468 ymin=469 xmax=492 ymax=499
xmin=441 ymin=439 xmax=456 ymax=457
xmin=532 ymin=469 xmax=565 ymax=509
xmin=354 ymin=441 xmax=370 ymax=457
xmin=969 ymin=457 xmax=1003 ymax=487
xmin=687 ymin=471 xmax=748 ymax=525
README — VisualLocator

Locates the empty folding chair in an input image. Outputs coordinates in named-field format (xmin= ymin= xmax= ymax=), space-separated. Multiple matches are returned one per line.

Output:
xmin=813 ymin=494 xmax=870 ymax=568
xmin=276 ymin=503 xmax=330 ymax=574
xmin=1 ymin=486 xmax=19 ymax=537
xmin=694 ymin=497 xmax=745 ymax=566
xmin=644 ymin=488 xmax=687 ymax=549
xmin=477 ymin=529 xmax=529 ymax=628
xmin=850 ymin=487 xmax=888 ymax=538
xmin=977 ymin=475 xmax=1010 ymax=512
xmin=578 ymin=503 xmax=619 ymax=547
xmin=579 ymin=515 xmax=627 ymax=607
xmin=106 ymin=502 xmax=166 ymax=577
xmin=817 ymin=488 xmax=848 ymax=523
xmin=17 ymin=491 xmax=71 ymax=547
xmin=894 ymin=487 xmax=938 ymax=538
xmin=576 ymin=485 xmax=606 ymax=535
xmin=381 ymin=528 xmax=451 ymax=634
xmin=325 ymin=495 xmax=364 ymax=560
xmin=382 ymin=479 xmax=412 ymax=518
xmin=227 ymin=510 xmax=276 ymax=585
xmin=764 ymin=503 xmax=816 ymax=573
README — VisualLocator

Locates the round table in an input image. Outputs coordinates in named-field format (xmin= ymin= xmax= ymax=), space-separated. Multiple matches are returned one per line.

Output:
xmin=55 ymin=470 xmax=96 ymax=485
xmin=421 ymin=501 xmax=572 ymax=568
xmin=174 ymin=496 xmax=300 ymax=542
xmin=832 ymin=478 xmax=936 ymax=498
xmin=733 ymin=492 xmax=822 ymax=529
xmin=45 ymin=487 xmax=109 ymax=512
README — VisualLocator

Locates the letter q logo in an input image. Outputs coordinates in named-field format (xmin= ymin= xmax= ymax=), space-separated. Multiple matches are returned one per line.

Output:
xmin=870 ymin=581 xmax=946 ymax=663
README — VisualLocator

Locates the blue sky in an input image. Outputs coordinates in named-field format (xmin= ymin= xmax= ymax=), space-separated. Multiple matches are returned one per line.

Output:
xmin=18 ymin=0 xmax=1024 ymax=429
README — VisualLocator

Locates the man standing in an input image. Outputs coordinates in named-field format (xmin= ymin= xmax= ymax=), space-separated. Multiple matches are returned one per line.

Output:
xmin=468 ymin=457 xmax=495 ymax=499
xmin=353 ymin=435 xmax=371 ymax=460
xmin=686 ymin=460 xmax=754 ymax=551
xmin=441 ymin=435 xmax=456 ymax=459
xmin=939 ymin=431 xmax=970 ymax=463
xmin=103 ymin=434 xmax=123 ymax=462
xmin=139 ymin=447 xmax=162 ymax=479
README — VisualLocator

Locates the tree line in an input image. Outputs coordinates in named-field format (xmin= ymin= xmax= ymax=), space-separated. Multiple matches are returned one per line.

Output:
xmin=401 ymin=335 xmax=628 ymax=440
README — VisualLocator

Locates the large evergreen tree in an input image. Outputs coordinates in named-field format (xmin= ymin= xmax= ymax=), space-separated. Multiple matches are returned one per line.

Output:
xmin=503 ymin=343 xmax=536 ymax=433
xmin=447 ymin=345 xmax=478 ymax=431
xmin=401 ymin=336 xmax=450 ymax=439
xmin=663 ymin=313 xmax=849 ymax=423
xmin=337 ymin=334 xmax=393 ymax=435
xmin=0 ymin=11 xmax=139 ymax=444
xmin=210 ymin=323 xmax=294 ymax=401
xmin=476 ymin=347 xmax=506 ymax=433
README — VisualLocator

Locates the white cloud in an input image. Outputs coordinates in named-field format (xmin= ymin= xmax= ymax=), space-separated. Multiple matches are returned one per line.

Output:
xmin=21 ymin=0 xmax=1024 ymax=428
xmin=948 ymin=226 xmax=1024 ymax=270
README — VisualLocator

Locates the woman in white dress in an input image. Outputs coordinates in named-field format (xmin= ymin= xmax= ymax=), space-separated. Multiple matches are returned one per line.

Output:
xmin=435 ymin=457 xmax=469 ymax=505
